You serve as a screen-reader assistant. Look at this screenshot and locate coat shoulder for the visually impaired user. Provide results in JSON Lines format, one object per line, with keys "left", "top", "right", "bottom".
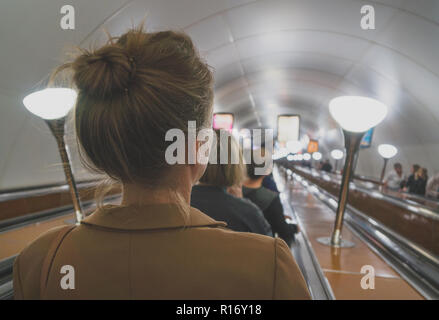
{"left": 193, "top": 227, "right": 310, "bottom": 299}
{"left": 13, "top": 225, "right": 70, "bottom": 299}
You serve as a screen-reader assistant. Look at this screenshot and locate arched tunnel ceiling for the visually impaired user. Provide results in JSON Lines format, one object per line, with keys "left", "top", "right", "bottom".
{"left": 0, "top": 0, "right": 438, "bottom": 189}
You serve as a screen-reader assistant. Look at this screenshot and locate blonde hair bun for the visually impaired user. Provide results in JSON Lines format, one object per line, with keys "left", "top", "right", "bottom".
{"left": 72, "top": 45, "right": 135, "bottom": 98}
{"left": 51, "top": 25, "right": 214, "bottom": 189}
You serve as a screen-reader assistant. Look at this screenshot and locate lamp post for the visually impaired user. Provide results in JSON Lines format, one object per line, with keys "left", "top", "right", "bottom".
{"left": 331, "top": 149, "right": 344, "bottom": 173}
{"left": 378, "top": 144, "right": 398, "bottom": 184}
{"left": 317, "top": 96, "right": 388, "bottom": 248}
{"left": 312, "top": 151, "right": 322, "bottom": 168}
{"left": 23, "top": 88, "right": 84, "bottom": 224}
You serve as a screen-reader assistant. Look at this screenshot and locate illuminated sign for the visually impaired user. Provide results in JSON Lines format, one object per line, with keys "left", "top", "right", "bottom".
{"left": 360, "top": 128, "right": 374, "bottom": 149}
{"left": 213, "top": 113, "right": 234, "bottom": 131}
{"left": 307, "top": 140, "right": 319, "bottom": 153}
{"left": 277, "top": 115, "right": 300, "bottom": 143}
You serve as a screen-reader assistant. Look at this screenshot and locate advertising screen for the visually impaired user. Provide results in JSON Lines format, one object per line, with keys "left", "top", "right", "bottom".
{"left": 307, "top": 139, "right": 319, "bottom": 153}
{"left": 360, "top": 128, "right": 374, "bottom": 149}
{"left": 277, "top": 115, "right": 300, "bottom": 143}
{"left": 213, "top": 113, "right": 234, "bottom": 131}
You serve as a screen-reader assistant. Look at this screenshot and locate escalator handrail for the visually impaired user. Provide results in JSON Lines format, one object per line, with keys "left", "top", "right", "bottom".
{"left": 0, "top": 180, "right": 100, "bottom": 203}
{"left": 0, "top": 194, "right": 121, "bottom": 300}
{"left": 290, "top": 169, "right": 439, "bottom": 299}
{"left": 295, "top": 166, "right": 439, "bottom": 220}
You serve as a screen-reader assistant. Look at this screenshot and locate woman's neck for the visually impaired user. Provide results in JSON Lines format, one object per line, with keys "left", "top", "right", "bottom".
{"left": 122, "top": 181, "right": 191, "bottom": 207}
{"left": 121, "top": 166, "right": 198, "bottom": 206}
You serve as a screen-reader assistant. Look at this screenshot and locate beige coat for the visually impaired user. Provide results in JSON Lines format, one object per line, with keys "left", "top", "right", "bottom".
{"left": 13, "top": 203, "right": 310, "bottom": 299}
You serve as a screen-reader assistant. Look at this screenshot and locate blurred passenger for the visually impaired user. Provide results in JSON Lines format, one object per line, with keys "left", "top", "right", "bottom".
{"left": 321, "top": 159, "right": 333, "bottom": 173}
{"left": 252, "top": 143, "right": 279, "bottom": 192}
{"left": 426, "top": 173, "right": 439, "bottom": 199}
{"left": 316, "top": 161, "right": 323, "bottom": 170}
{"left": 418, "top": 168, "right": 428, "bottom": 195}
{"left": 243, "top": 157, "right": 299, "bottom": 247}
{"left": 262, "top": 173, "right": 279, "bottom": 192}
{"left": 383, "top": 162, "right": 405, "bottom": 191}
{"left": 402, "top": 164, "right": 420, "bottom": 192}
{"left": 408, "top": 167, "right": 428, "bottom": 196}
{"left": 13, "top": 26, "right": 309, "bottom": 299}
{"left": 423, "top": 168, "right": 429, "bottom": 182}
{"left": 226, "top": 183, "right": 244, "bottom": 198}
{"left": 191, "top": 130, "right": 272, "bottom": 236}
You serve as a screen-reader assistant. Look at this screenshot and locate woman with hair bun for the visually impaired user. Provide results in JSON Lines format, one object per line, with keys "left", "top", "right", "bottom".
{"left": 13, "top": 26, "right": 310, "bottom": 300}
{"left": 191, "top": 129, "right": 273, "bottom": 236}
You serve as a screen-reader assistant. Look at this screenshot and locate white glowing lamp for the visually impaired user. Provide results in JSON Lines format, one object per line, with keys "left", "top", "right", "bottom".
{"left": 329, "top": 96, "right": 388, "bottom": 133}
{"left": 312, "top": 152, "right": 322, "bottom": 161}
{"left": 23, "top": 88, "right": 77, "bottom": 120}
{"left": 303, "top": 153, "right": 311, "bottom": 161}
{"left": 273, "top": 147, "right": 289, "bottom": 160}
{"left": 287, "top": 154, "right": 294, "bottom": 161}
{"left": 331, "top": 149, "right": 344, "bottom": 160}
{"left": 23, "top": 87, "right": 83, "bottom": 224}
{"left": 378, "top": 144, "right": 398, "bottom": 159}
{"left": 297, "top": 154, "right": 304, "bottom": 161}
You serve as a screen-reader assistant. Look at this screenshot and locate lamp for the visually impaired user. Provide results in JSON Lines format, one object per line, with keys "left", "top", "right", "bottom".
{"left": 328, "top": 96, "right": 388, "bottom": 133}
{"left": 23, "top": 88, "right": 84, "bottom": 224}
{"left": 303, "top": 153, "right": 311, "bottom": 161}
{"left": 317, "top": 96, "right": 388, "bottom": 248}
{"left": 378, "top": 144, "right": 398, "bottom": 184}
{"left": 331, "top": 149, "right": 344, "bottom": 173}
{"left": 312, "top": 152, "right": 322, "bottom": 161}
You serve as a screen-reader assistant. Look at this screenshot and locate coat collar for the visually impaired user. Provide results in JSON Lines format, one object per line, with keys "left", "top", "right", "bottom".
{"left": 81, "top": 203, "right": 227, "bottom": 231}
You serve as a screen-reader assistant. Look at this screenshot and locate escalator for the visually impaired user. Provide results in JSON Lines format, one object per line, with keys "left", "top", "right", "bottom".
{"left": 279, "top": 164, "right": 439, "bottom": 299}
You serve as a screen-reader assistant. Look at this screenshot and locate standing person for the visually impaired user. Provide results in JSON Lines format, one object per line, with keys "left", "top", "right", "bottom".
{"left": 403, "top": 164, "right": 420, "bottom": 193}
{"left": 191, "top": 130, "right": 273, "bottom": 237}
{"left": 258, "top": 144, "right": 279, "bottom": 192}
{"left": 13, "top": 26, "right": 310, "bottom": 300}
{"left": 426, "top": 173, "right": 439, "bottom": 199}
{"left": 407, "top": 167, "right": 428, "bottom": 196}
{"left": 321, "top": 159, "right": 333, "bottom": 173}
{"left": 242, "top": 154, "right": 299, "bottom": 247}
{"left": 383, "top": 162, "right": 405, "bottom": 191}
{"left": 414, "top": 168, "right": 428, "bottom": 196}
{"left": 262, "top": 173, "right": 279, "bottom": 192}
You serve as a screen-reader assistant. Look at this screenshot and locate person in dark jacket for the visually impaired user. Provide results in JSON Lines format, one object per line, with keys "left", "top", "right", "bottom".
{"left": 242, "top": 154, "right": 299, "bottom": 247}
{"left": 262, "top": 173, "right": 279, "bottom": 192}
{"left": 403, "top": 164, "right": 420, "bottom": 193}
{"left": 410, "top": 167, "right": 428, "bottom": 196}
{"left": 321, "top": 159, "right": 333, "bottom": 173}
{"left": 191, "top": 130, "right": 272, "bottom": 236}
